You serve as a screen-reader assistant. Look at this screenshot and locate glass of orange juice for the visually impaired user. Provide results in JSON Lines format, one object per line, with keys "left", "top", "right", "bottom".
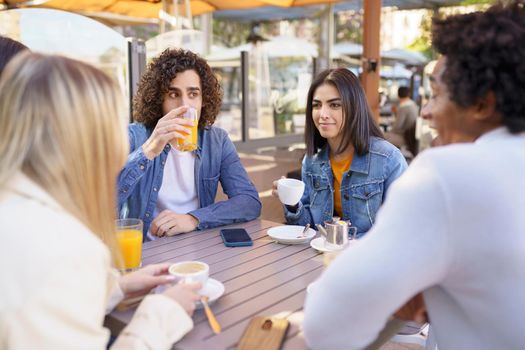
{"left": 116, "top": 218, "right": 143, "bottom": 272}
{"left": 175, "top": 107, "right": 198, "bottom": 152}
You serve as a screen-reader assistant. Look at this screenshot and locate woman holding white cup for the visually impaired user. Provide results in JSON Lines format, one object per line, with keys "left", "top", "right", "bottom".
{"left": 0, "top": 53, "right": 201, "bottom": 349}
{"left": 273, "top": 68, "right": 407, "bottom": 237}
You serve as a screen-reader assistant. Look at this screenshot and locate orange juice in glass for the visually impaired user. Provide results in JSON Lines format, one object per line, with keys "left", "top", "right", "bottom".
{"left": 176, "top": 107, "right": 198, "bottom": 152}
{"left": 116, "top": 218, "right": 143, "bottom": 272}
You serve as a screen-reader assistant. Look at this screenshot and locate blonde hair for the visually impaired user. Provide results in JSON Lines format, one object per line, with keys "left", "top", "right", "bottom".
{"left": 0, "top": 53, "right": 128, "bottom": 262}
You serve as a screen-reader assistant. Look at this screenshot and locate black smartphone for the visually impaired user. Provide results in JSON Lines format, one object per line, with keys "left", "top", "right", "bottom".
{"left": 220, "top": 228, "right": 253, "bottom": 247}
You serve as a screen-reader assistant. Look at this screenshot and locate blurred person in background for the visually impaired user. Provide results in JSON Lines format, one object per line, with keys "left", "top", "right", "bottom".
{"left": 118, "top": 49, "right": 260, "bottom": 240}
{"left": 0, "top": 53, "right": 200, "bottom": 349}
{"left": 304, "top": 2, "right": 525, "bottom": 349}
{"left": 386, "top": 86, "right": 418, "bottom": 152}
{"left": 272, "top": 68, "right": 407, "bottom": 236}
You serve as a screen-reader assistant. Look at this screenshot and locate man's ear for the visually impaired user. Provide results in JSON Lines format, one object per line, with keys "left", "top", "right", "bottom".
{"left": 473, "top": 91, "right": 498, "bottom": 123}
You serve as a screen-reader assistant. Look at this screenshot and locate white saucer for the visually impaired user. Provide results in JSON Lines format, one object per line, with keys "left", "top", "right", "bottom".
{"left": 309, "top": 237, "right": 349, "bottom": 253}
{"left": 196, "top": 278, "right": 225, "bottom": 309}
{"left": 306, "top": 280, "right": 319, "bottom": 294}
{"left": 155, "top": 278, "right": 225, "bottom": 309}
{"left": 267, "top": 225, "right": 316, "bottom": 244}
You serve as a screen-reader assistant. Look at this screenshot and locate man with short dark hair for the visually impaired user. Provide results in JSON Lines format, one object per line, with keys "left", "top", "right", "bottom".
{"left": 385, "top": 86, "right": 418, "bottom": 150}
{"left": 304, "top": 2, "right": 525, "bottom": 349}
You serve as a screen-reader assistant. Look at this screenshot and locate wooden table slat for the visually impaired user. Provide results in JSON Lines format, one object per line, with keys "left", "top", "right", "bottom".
{"left": 142, "top": 223, "right": 284, "bottom": 265}
{"left": 106, "top": 220, "right": 336, "bottom": 350}
{"left": 211, "top": 247, "right": 321, "bottom": 291}
{"left": 177, "top": 268, "right": 321, "bottom": 349}
{"left": 179, "top": 290, "right": 311, "bottom": 350}
{"left": 143, "top": 220, "right": 275, "bottom": 250}
{"left": 193, "top": 258, "right": 323, "bottom": 324}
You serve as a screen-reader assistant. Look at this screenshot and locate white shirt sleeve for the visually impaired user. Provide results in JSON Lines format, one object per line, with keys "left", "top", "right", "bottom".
{"left": 303, "top": 154, "right": 453, "bottom": 350}
{"left": 4, "top": 242, "right": 111, "bottom": 350}
{"left": 106, "top": 269, "right": 125, "bottom": 314}
{"left": 104, "top": 270, "right": 194, "bottom": 349}
{"left": 112, "top": 294, "right": 193, "bottom": 350}
{"left": 3, "top": 233, "right": 193, "bottom": 350}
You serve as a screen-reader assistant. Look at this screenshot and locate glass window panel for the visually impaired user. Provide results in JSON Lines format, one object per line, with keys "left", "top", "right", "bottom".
{"left": 0, "top": 8, "right": 129, "bottom": 115}
{"left": 269, "top": 56, "right": 313, "bottom": 137}
{"left": 146, "top": 29, "right": 206, "bottom": 58}
{"left": 247, "top": 41, "right": 314, "bottom": 139}
{"left": 212, "top": 64, "right": 242, "bottom": 142}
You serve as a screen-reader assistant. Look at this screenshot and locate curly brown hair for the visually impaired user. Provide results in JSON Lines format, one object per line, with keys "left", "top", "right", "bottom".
{"left": 432, "top": 0, "right": 525, "bottom": 133}
{"left": 133, "top": 49, "right": 222, "bottom": 130}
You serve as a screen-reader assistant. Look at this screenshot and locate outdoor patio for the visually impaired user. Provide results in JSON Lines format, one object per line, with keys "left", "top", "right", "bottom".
{"left": 0, "top": 1, "right": 502, "bottom": 349}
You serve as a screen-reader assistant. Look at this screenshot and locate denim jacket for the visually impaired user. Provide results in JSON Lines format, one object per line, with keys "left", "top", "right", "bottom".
{"left": 117, "top": 123, "right": 261, "bottom": 238}
{"left": 284, "top": 137, "right": 407, "bottom": 237}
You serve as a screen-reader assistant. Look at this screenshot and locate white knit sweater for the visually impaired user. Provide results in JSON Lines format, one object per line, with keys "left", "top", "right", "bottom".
{"left": 304, "top": 127, "right": 525, "bottom": 350}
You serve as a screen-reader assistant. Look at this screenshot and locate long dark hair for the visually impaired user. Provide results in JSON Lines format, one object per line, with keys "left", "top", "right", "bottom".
{"left": 0, "top": 36, "right": 28, "bottom": 75}
{"left": 304, "top": 68, "right": 383, "bottom": 156}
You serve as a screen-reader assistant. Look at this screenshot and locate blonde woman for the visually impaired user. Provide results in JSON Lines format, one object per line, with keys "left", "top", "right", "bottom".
{"left": 0, "top": 53, "right": 200, "bottom": 349}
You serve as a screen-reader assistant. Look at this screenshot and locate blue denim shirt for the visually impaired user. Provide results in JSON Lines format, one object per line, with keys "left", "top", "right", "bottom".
{"left": 284, "top": 137, "right": 407, "bottom": 237}
{"left": 117, "top": 123, "right": 261, "bottom": 238}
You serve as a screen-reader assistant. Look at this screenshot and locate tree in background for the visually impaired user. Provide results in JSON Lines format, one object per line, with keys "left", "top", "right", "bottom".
{"left": 212, "top": 17, "right": 322, "bottom": 48}
{"left": 407, "top": 1, "right": 495, "bottom": 59}
{"left": 461, "top": 0, "right": 495, "bottom": 4}
{"left": 407, "top": 10, "right": 433, "bottom": 59}
{"left": 336, "top": 10, "right": 363, "bottom": 44}
{"left": 212, "top": 20, "right": 251, "bottom": 47}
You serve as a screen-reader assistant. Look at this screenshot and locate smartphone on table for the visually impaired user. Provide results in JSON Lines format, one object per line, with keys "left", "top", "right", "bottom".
{"left": 220, "top": 228, "right": 253, "bottom": 247}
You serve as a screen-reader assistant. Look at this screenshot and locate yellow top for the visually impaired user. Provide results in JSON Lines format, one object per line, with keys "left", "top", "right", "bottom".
{"left": 330, "top": 153, "right": 353, "bottom": 217}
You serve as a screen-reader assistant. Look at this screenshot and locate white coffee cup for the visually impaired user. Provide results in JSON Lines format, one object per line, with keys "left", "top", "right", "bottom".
{"left": 277, "top": 178, "right": 305, "bottom": 206}
{"left": 169, "top": 261, "right": 209, "bottom": 290}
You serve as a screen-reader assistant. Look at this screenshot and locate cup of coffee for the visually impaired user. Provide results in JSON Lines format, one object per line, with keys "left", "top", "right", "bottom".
{"left": 169, "top": 261, "right": 209, "bottom": 291}
{"left": 277, "top": 178, "right": 305, "bottom": 206}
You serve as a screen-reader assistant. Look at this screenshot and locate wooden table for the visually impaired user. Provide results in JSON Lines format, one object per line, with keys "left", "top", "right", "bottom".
{"left": 106, "top": 219, "right": 324, "bottom": 350}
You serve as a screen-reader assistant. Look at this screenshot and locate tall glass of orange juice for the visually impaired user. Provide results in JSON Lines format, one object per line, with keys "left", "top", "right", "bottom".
{"left": 115, "top": 218, "right": 143, "bottom": 272}
{"left": 175, "top": 107, "right": 198, "bottom": 152}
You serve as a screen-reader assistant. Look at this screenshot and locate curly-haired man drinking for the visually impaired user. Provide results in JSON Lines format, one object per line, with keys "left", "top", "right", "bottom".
{"left": 118, "top": 49, "right": 261, "bottom": 240}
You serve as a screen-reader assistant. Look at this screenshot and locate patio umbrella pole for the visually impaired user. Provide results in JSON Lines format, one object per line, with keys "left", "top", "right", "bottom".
{"left": 362, "top": 0, "right": 382, "bottom": 122}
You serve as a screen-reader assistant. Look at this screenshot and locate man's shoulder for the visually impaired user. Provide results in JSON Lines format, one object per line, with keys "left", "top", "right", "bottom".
{"left": 399, "top": 100, "right": 418, "bottom": 112}
{"left": 128, "top": 123, "right": 150, "bottom": 141}
{"left": 202, "top": 126, "right": 228, "bottom": 137}
{"left": 128, "top": 122, "right": 148, "bottom": 132}
{"left": 411, "top": 144, "right": 480, "bottom": 176}
{"left": 200, "top": 126, "right": 232, "bottom": 152}
{"left": 201, "top": 126, "right": 232, "bottom": 143}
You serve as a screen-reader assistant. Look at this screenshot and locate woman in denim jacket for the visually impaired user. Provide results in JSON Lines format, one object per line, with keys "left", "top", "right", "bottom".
{"left": 274, "top": 68, "right": 407, "bottom": 236}
{"left": 118, "top": 49, "right": 261, "bottom": 240}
